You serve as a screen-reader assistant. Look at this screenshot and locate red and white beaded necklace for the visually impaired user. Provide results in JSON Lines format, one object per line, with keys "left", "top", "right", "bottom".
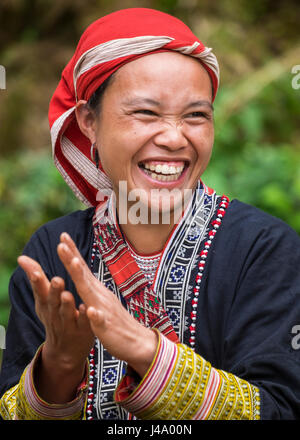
{"left": 189, "top": 194, "right": 230, "bottom": 348}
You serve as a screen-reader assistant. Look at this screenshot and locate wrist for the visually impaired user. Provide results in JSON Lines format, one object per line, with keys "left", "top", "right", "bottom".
{"left": 128, "top": 328, "right": 159, "bottom": 378}
{"left": 34, "top": 343, "right": 88, "bottom": 404}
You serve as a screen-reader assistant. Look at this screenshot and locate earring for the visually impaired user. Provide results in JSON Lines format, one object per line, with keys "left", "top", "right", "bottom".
{"left": 90, "top": 142, "right": 99, "bottom": 169}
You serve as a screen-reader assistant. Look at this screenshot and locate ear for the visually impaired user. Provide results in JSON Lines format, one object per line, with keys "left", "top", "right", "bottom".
{"left": 75, "top": 100, "right": 97, "bottom": 143}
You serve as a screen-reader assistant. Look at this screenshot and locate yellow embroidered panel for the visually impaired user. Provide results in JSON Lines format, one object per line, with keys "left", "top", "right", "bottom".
{"left": 134, "top": 343, "right": 260, "bottom": 420}
{"left": 0, "top": 366, "right": 85, "bottom": 420}
{"left": 0, "top": 384, "right": 19, "bottom": 420}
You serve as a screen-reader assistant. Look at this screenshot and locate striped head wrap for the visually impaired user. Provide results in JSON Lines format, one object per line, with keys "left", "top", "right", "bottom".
{"left": 48, "top": 8, "right": 220, "bottom": 207}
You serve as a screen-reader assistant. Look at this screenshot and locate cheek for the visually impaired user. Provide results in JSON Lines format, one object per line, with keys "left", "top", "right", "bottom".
{"left": 193, "top": 125, "right": 214, "bottom": 159}
{"left": 97, "top": 133, "right": 138, "bottom": 185}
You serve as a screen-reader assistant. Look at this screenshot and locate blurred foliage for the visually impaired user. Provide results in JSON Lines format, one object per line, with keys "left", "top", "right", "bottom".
{"left": 0, "top": 0, "right": 299, "bottom": 355}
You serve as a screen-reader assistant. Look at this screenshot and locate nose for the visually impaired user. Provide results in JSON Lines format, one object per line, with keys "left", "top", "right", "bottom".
{"left": 153, "top": 120, "right": 188, "bottom": 150}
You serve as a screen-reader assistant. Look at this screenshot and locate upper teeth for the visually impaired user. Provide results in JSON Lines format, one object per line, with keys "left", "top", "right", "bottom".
{"left": 143, "top": 163, "right": 184, "bottom": 175}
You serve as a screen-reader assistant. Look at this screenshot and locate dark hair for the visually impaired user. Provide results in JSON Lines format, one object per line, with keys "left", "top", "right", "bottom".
{"left": 87, "top": 73, "right": 115, "bottom": 114}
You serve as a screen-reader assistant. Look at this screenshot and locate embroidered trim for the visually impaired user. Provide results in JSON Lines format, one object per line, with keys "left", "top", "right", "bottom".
{"left": 83, "top": 187, "right": 247, "bottom": 420}
{"left": 189, "top": 194, "right": 230, "bottom": 348}
{"left": 127, "top": 242, "right": 162, "bottom": 285}
{"left": 85, "top": 183, "right": 218, "bottom": 420}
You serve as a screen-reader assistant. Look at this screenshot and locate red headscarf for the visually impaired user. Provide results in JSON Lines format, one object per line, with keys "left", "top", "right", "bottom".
{"left": 49, "top": 8, "right": 219, "bottom": 206}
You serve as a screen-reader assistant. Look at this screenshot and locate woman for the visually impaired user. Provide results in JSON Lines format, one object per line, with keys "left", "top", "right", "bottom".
{"left": 0, "top": 8, "right": 300, "bottom": 420}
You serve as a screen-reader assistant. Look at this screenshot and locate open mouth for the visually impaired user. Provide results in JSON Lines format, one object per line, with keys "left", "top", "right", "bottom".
{"left": 138, "top": 160, "right": 188, "bottom": 182}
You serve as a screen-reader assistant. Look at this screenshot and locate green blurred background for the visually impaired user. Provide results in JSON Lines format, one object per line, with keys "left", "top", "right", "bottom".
{"left": 0, "top": 0, "right": 300, "bottom": 363}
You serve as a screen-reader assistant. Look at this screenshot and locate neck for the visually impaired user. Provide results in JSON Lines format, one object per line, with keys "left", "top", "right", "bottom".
{"left": 119, "top": 220, "right": 175, "bottom": 255}
{"left": 113, "top": 184, "right": 197, "bottom": 254}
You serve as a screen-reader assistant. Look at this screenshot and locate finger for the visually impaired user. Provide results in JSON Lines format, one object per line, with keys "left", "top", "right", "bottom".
{"left": 58, "top": 245, "right": 101, "bottom": 307}
{"left": 60, "top": 233, "right": 84, "bottom": 262}
{"left": 48, "top": 277, "right": 65, "bottom": 308}
{"left": 59, "top": 291, "right": 77, "bottom": 324}
{"left": 18, "top": 255, "right": 50, "bottom": 302}
{"left": 57, "top": 242, "right": 92, "bottom": 284}
{"left": 86, "top": 306, "right": 106, "bottom": 329}
{"left": 59, "top": 234, "right": 100, "bottom": 295}
{"left": 77, "top": 303, "right": 92, "bottom": 330}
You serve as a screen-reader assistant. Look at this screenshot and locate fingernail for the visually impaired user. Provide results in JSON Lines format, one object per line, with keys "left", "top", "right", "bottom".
{"left": 60, "top": 243, "right": 68, "bottom": 253}
{"left": 79, "top": 303, "right": 86, "bottom": 313}
{"left": 61, "top": 292, "right": 69, "bottom": 303}
{"left": 52, "top": 278, "right": 60, "bottom": 288}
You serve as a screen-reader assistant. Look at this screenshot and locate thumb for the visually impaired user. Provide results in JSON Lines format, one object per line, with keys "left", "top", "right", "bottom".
{"left": 87, "top": 306, "right": 106, "bottom": 329}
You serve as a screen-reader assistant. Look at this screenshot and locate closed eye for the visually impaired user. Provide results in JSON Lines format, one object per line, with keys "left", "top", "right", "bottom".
{"left": 186, "top": 111, "right": 209, "bottom": 118}
{"left": 184, "top": 111, "right": 213, "bottom": 124}
{"left": 134, "top": 109, "right": 158, "bottom": 116}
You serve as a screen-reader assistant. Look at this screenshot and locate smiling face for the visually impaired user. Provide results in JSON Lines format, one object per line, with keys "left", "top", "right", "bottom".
{"left": 84, "top": 51, "right": 214, "bottom": 218}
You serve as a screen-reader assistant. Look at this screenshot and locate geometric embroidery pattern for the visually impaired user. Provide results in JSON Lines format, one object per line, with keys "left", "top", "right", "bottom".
{"left": 86, "top": 181, "right": 220, "bottom": 420}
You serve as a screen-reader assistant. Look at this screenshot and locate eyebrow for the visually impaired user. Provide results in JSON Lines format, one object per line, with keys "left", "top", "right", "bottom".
{"left": 188, "top": 100, "right": 214, "bottom": 111}
{"left": 123, "top": 97, "right": 160, "bottom": 107}
{"left": 123, "top": 97, "right": 214, "bottom": 111}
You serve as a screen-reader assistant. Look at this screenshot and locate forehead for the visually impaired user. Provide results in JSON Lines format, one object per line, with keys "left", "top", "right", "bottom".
{"left": 106, "top": 51, "right": 213, "bottom": 102}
